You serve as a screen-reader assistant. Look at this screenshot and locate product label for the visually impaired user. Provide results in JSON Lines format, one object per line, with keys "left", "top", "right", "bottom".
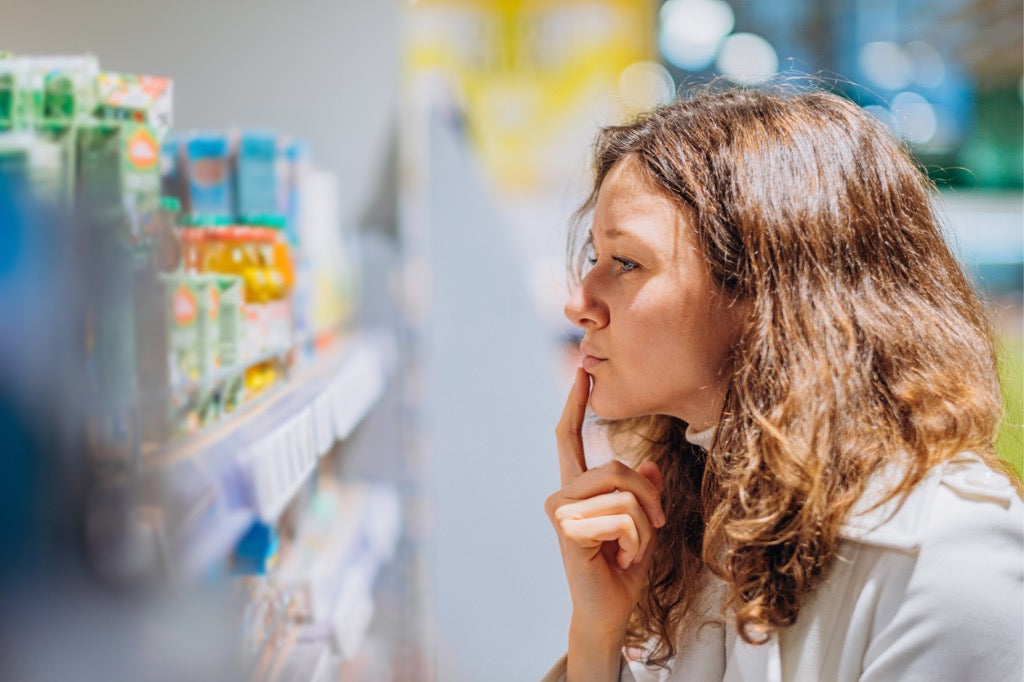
{"left": 126, "top": 125, "right": 159, "bottom": 171}
{"left": 242, "top": 303, "right": 270, "bottom": 361}
{"left": 166, "top": 275, "right": 219, "bottom": 384}
{"left": 216, "top": 277, "right": 244, "bottom": 369}
{"left": 173, "top": 282, "right": 197, "bottom": 326}
{"left": 167, "top": 277, "right": 203, "bottom": 386}
{"left": 209, "top": 285, "right": 220, "bottom": 321}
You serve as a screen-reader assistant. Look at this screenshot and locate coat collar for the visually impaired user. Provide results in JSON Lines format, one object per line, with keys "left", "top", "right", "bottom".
{"left": 836, "top": 451, "right": 1011, "bottom": 551}
{"left": 836, "top": 455, "right": 942, "bottom": 551}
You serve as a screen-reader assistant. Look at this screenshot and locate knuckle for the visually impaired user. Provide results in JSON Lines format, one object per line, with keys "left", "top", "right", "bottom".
{"left": 561, "top": 520, "right": 582, "bottom": 540}
{"left": 615, "top": 489, "right": 637, "bottom": 508}
{"left": 606, "top": 459, "right": 629, "bottom": 474}
{"left": 543, "top": 493, "right": 561, "bottom": 518}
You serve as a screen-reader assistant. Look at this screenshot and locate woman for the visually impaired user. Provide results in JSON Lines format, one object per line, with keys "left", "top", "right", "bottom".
{"left": 543, "top": 86, "right": 1023, "bottom": 682}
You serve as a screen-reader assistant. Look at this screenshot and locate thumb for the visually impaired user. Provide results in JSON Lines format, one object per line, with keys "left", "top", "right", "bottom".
{"left": 637, "top": 460, "right": 663, "bottom": 493}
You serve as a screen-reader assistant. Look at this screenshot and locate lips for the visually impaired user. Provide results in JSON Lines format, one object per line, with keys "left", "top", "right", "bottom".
{"left": 579, "top": 342, "right": 607, "bottom": 372}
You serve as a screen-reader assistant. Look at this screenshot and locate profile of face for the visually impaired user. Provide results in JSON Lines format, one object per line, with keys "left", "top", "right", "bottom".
{"left": 564, "top": 157, "right": 746, "bottom": 430}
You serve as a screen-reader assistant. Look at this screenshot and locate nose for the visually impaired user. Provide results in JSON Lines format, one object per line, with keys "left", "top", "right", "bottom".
{"left": 564, "top": 273, "right": 607, "bottom": 330}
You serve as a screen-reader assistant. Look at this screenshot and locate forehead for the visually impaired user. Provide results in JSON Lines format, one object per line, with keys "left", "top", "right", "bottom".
{"left": 592, "top": 157, "right": 693, "bottom": 248}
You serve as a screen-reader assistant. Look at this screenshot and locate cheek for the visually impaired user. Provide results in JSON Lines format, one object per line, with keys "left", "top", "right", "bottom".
{"left": 639, "top": 297, "right": 735, "bottom": 382}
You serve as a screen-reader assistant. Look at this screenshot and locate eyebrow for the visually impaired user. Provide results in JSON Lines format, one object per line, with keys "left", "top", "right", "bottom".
{"left": 589, "top": 227, "right": 630, "bottom": 240}
{"left": 588, "top": 226, "right": 660, "bottom": 257}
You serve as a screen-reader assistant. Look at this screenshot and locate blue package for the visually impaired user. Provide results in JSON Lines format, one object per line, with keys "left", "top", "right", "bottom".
{"left": 235, "top": 128, "right": 279, "bottom": 224}
{"left": 160, "top": 134, "right": 182, "bottom": 203}
{"left": 282, "top": 138, "right": 309, "bottom": 245}
{"left": 185, "top": 132, "right": 232, "bottom": 221}
{"left": 232, "top": 520, "right": 279, "bottom": 575}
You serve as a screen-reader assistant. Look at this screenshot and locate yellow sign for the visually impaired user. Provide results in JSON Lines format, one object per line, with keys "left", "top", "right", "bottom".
{"left": 404, "top": 0, "right": 657, "bottom": 195}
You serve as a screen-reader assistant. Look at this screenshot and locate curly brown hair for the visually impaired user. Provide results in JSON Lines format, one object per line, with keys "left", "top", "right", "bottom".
{"left": 570, "top": 83, "right": 1018, "bottom": 667}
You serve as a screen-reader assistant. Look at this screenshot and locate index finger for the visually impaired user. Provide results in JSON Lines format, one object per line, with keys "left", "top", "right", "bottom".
{"left": 556, "top": 367, "right": 590, "bottom": 485}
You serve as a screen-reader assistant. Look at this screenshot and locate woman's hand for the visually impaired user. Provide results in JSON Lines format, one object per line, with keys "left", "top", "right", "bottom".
{"left": 545, "top": 367, "right": 665, "bottom": 681}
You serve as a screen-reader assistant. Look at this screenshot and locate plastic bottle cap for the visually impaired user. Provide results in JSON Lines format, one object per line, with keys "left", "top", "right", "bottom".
{"left": 185, "top": 215, "right": 232, "bottom": 227}
{"left": 239, "top": 213, "right": 287, "bottom": 229}
{"left": 159, "top": 196, "right": 181, "bottom": 213}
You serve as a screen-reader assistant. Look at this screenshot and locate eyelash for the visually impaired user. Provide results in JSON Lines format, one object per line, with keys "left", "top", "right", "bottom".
{"left": 586, "top": 253, "right": 638, "bottom": 273}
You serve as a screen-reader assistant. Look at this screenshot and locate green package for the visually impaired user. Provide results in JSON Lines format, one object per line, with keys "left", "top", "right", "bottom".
{"left": 214, "top": 275, "right": 244, "bottom": 369}
{"left": 164, "top": 274, "right": 219, "bottom": 386}
{"left": 33, "top": 121, "right": 76, "bottom": 209}
{"left": 77, "top": 121, "right": 161, "bottom": 237}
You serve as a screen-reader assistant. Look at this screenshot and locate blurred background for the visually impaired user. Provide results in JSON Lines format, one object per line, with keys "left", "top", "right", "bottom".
{"left": 1, "top": 1, "right": 1020, "bottom": 681}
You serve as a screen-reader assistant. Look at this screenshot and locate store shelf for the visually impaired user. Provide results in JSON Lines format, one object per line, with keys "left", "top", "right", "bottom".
{"left": 267, "top": 483, "right": 402, "bottom": 680}
{"left": 271, "top": 641, "right": 331, "bottom": 682}
{"left": 145, "top": 329, "right": 396, "bottom": 580}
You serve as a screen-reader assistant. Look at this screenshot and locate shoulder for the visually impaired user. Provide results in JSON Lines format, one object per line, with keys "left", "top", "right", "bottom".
{"left": 836, "top": 453, "right": 1023, "bottom": 634}
{"left": 842, "top": 454, "right": 1023, "bottom": 680}
{"left": 840, "top": 452, "right": 1023, "bottom": 555}
{"left": 924, "top": 454, "right": 1023, "bottom": 547}
{"left": 902, "top": 454, "right": 1023, "bottom": 615}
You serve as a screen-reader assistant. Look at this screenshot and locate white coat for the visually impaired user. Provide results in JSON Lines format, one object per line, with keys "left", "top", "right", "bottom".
{"left": 543, "top": 452, "right": 1024, "bottom": 681}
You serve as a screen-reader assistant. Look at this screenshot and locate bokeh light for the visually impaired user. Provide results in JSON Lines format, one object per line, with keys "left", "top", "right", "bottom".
{"left": 658, "top": 0, "right": 734, "bottom": 71}
{"left": 716, "top": 32, "right": 779, "bottom": 85}
{"left": 859, "top": 41, "right": 914, "bottom": 91}
{"left": 891, "top": 91, "right": 938, "bottom": 144}
{"left": 906, "top": 41, "right": 945, "bottom": 89}
{"left": 619, "top": 61, "right": 676, "bottom": 110}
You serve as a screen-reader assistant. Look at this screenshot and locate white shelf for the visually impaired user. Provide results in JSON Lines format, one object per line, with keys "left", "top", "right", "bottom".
{"left": 271, "top": 640, "right": 331, "bottom": 682}
{"left": 273, "top": 483, "right": 402, "bottom": 677}
{"left": 146, "top": 329, "right": 395, "bottom": 580}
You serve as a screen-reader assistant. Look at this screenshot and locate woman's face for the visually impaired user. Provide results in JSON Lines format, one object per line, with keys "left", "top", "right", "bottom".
{"left": 564, "top": 157, "right": 745, "bottom": 430}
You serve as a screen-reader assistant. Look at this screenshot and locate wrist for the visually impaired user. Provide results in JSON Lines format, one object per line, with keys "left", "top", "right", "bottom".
{"left": 569, "top": 612, "right": 627, "bottom": 646}
{"left": 567, "top": 617, "right": 626, "bottom": 682}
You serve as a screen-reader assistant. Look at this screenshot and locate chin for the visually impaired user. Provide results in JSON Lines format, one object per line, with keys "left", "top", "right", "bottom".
{"left": 588, "top": 386, "right": 644, "bottom": 421}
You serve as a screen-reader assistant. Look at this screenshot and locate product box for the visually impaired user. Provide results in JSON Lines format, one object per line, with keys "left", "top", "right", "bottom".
{"left": 220, "top": 373, "right": 245, "bottom": 417}
{"left": 0, "top": 54, "right": 100, "bottom": 129}
{"left": 168, "top": 385, "right": 220, "bottom": 437}
{"left": 135, "top": 264, "right": 170, "bottom": 444}
{"left": 33, "top": 121, "right": 76, "bottom": 208}
{"left": 0, "top": 126, "right": 76, "bottom": 209}
{"left": 165, "top": 274, "right": 226, "bottom": 435}
{"left": 184, "top": 132, "right": 233, "bottom": 222}
{"left": 165, "top": 274, "right": 220, "bottom": 386}
{"left": 160, "top": 134, "right": 184, "bottom": 208}
{"left": 96, "top": 71, "right": 173, "bottom": 137}
{"left": 42, "top": 58, "right": 100, "bottom": 123}
{"left": 266, "top": 299, "right": 292, "bottom": 354}
{"left": 281, "top": 138, "right": 309, "bottom": 246}
{"left": 76, "top": 122, "right": 121, "bottom": 215}
{"left": 0, "top": 134, "right": 30, "bottom": 189}
{"left": 77, "top": 120, "right": 161, "bottom": 235}
{"left": 215, "top": 275, "right": 244, "bottom": 369}
{"left": 242, "top": 303, "right": 270, "bottom": 363}
{"left": 0, "top": 57, "right": 20, "bottom": 131}
{"left": 235, "top": 129, "right": 280, "bottom": 222}
{"left": 0, "top": 54, "right": 99, "bottom": 207}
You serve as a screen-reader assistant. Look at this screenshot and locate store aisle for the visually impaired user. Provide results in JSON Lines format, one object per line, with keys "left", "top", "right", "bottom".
{"left": 422, "top": 116, "right": 572, "bottom": 681}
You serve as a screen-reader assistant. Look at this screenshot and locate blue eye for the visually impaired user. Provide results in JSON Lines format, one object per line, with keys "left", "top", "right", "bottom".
{"left": 615, "top": 258, "right": 638, "bottom": 272}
